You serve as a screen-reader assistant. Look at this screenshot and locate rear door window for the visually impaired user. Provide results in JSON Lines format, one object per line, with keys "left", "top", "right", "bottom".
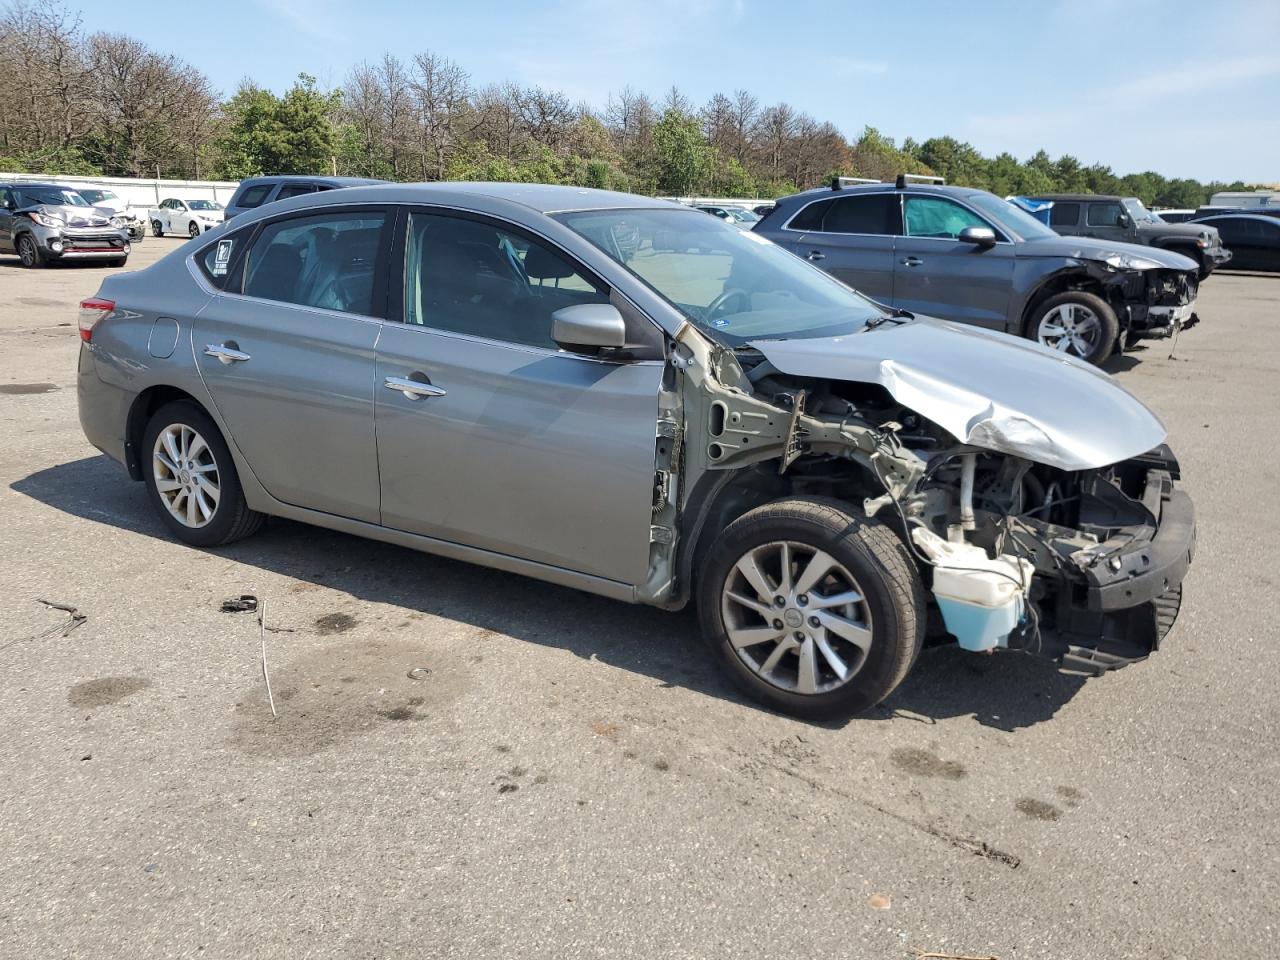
{"left": 277, "top": 183, "right": 319, "bottom": 200}
{"left": 243, "top": 211, "right": 388, "bottom": 315}
{"left": 234, "top": 184, "right": 273, "bottom": 209}
{"left": 823, "top": 194, "right": 899, "bottom": 235}
{"left": 197, "top": 230, "right": 249, "bottom": 289}
{"left": 1049, "top": 202, "right": 1080, "bottom": 226}
{"left": 787, "top": 198, "right": 834, "bottom": 231}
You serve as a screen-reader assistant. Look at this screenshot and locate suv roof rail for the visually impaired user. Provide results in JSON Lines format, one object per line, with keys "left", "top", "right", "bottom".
{"left": 895, "top": 173, "right": 946, "bottom": 188}
{"left": 830, "top": 176, "right": 881, "bottom": 191}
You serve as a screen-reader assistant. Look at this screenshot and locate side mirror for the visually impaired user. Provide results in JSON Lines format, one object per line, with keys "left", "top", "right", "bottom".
{"left": 1117, "top": 213, "right": 1131, "bottom": 227}
{"left": 958, "top": 226, "right": 997, "bottom": 246}
{"left": 552, "top": 303, "right": 627, "bottom": 353}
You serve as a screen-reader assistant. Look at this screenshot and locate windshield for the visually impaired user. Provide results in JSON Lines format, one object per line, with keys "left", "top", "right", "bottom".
{"left": 1123, "top": 197, "right": 1159, "bottom": 223}
{"left": 965, "top": 192, "right": 1057, "bottom": 240}
{"left": 554, "top": 207, "right": 887, "bottom": 345}
{"left": 20, "top": 188, "right": 88, "bottom": 207}
{"left": 188, "top": 200, "right": 223, "bottom": 211}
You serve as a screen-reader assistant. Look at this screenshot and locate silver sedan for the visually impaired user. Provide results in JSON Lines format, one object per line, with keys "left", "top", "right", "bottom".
{"left": 76, "top": 182, "right": 1194, "bottom": 718}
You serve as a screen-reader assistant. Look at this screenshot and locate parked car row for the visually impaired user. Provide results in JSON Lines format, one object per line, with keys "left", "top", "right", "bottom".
{"left": 74, "top": 181, "right": 1196, "bottom": 719}
{"left": 753, "top": 177, "right": 1202, "bottom": 364}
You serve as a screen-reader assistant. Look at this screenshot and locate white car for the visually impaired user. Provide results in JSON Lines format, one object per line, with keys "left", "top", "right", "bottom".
{"left": 149, "top": 198, "right": 225, "bottom": 238}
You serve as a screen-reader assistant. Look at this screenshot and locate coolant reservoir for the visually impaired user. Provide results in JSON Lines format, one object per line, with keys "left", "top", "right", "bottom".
{"left": 911, "top": 528, "right": 1034, "bottom": 652}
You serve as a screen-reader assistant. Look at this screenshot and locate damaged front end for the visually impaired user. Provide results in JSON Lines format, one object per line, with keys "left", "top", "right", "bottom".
{"left": 651, "top": 317, "right": 1194, "bottom": 676}
{"left": 1086, "top": 252, "right": 1201, "bottom": 343}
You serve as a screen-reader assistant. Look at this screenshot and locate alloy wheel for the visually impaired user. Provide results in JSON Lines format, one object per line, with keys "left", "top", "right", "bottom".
{"left": 1037, "top": 303, "right": 1101, "bottom": 358}
{"left": 188, "top": 222, "right": 199, "bottom": 238}
{"left": 18, "top": 236, "right": 36, "bottom": 267}
{"left": 152, "top": 423, "right": 220, "bottom": 528}
{"left": 720, "top": 540, "right": 874, "bottom": 695}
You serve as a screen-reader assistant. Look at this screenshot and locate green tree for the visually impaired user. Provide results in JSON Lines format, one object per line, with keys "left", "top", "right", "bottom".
{"left": 651, "top": 109, "right": 711, "bottom": 195}
{"left": 217, "top": 74, "right": 336, "bottom": 178}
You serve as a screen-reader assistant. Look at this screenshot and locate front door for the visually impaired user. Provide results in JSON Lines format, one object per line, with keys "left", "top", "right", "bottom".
{"left": 0, "top": 188, "right": 15, "bottom": 252}
{"left": 1082, "top": 200, "right": 1129, "bottom": 242}
{"left": 375, "top": 210, "right": 665, "bottom": 585}
{"left": 892, "top": 195, "right": 1014, "bottom": 330}
{"left": 193, "top": 208, "right": 390, "bottom": 522}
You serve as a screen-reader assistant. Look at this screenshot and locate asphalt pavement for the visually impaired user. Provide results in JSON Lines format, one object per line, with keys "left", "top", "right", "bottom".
{"left": 1, "top": 236, "right": 1276, "bottom": 959}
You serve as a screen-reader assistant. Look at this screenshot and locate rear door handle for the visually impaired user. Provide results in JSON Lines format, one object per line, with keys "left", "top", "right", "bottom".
{"left": 900, "top": 256, "right": 923, "bottom": 267}
{"left": 805, "top": 250, "right": 826, "bottom": 262}
{"left": 384, "top": 375, "right": 446, "bottom": 400}
{"left": 204, "top": 343, "right": 251, "bottom": 364}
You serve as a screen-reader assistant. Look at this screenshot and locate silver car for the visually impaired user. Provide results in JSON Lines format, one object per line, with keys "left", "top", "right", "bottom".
{"left": 76, "top": 183, "right": 1195, "bottom": 718}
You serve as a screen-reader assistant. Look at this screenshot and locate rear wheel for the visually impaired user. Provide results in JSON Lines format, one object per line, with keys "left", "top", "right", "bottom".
{"left": 17, "top": 234, "right": 44, "bottom": 268}
{"left": 698, "top": 497, "right": 925, "bottom": 720}
{"left": 142, "top": 401, "right": 265, "bottom": 547}
{"left": 1027, "top": 291, "right": 1118, "bottom": 365}
{"left": 151, "top": 219, "right": 163, "bottom": 237}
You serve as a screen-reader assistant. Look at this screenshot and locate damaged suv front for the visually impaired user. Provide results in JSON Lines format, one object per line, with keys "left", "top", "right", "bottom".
{"left": 560, "top": 207, "right": 1195, "bottom": 718}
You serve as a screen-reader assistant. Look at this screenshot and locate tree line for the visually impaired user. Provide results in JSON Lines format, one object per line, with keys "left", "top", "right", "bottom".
{"left": 0, "top": 0, "right": 1255, "bottom": 208}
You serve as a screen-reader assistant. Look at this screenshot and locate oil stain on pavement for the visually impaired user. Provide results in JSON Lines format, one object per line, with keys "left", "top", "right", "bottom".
{"left": 67, "top": 676, "right": 151, "bottom": 708}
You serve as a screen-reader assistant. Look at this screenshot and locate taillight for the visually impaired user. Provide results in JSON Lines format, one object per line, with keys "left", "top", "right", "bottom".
{"left": 78, "top": 297, "right": 115, "bottom": 343}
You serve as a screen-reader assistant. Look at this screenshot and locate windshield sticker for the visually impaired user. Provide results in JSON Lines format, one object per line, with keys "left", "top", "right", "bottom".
{"left": 212, "top": 239, "right": 233, "bottom": 276}
{"left": 711, "top": 317, "right": 730, "bottom": 327}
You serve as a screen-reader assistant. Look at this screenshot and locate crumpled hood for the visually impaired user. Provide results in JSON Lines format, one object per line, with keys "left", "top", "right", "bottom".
{"left": 1019, "top": 234, "right": 1198, "bottom": 271}
{"left": 28, "top": 203, "right": 114, "bottom": 228}
{"left": 750, "top": 317, "right": 1167, "bottom": 471}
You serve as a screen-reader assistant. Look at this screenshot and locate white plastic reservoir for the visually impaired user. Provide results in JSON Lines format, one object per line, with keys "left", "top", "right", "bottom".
{"left": 911, "top": 528, "right": 1034, "bottom": 652}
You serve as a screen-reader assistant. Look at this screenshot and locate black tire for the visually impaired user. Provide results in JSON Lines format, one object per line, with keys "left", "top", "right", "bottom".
{"left": 698, "top": 497, "right": 926, "bottom": 720}
{"left": 142, "top": 401, "right": 265, "bottom": 548}
{"left": 17, "top": 233, "right": 45, "bottom": 268}
{"left": 151, "top": 219, "right": 163, "bottom": 237}
{"left": 1025, "top": 290, "right": 1118, "bottom": 365}
{"left": 188, "top": 222, "right": 199, "bottom": 238}
{"left": 1197, "top": 254, "right": 1212, "bottom": 281}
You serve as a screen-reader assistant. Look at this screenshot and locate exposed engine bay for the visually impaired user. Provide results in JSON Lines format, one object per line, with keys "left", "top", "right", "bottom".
{"left": 1093, "top": 261, "right": 1200, "bottom": 342}
{"left": 648, "top": 321, "right": 1194, "bottom": 674}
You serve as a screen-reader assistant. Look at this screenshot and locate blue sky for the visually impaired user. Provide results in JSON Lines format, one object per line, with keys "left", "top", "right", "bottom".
{"left": 80, "top": 0, "right": 1278, "bottom": 183}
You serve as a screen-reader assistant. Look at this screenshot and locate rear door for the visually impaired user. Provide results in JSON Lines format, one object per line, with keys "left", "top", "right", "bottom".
{"left": 789, "top": 193, "right": 898, "bottom": 301}
{"left": 892, "top": 194, "right": 1014, "bottom": 330}
{"left": 374, "top": 208, "right": 665, "bottom": 585}
{"left": 193, "top": 207, "right": 391, "bottom": 522}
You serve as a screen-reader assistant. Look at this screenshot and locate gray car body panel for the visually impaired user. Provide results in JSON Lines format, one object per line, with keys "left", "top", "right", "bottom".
{"left": 749, "top": 318, "right": 1167, "bottom": 471}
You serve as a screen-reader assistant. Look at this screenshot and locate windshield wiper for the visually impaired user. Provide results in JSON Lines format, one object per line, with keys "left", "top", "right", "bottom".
{"left": 864, "top": 308, "right": 914, "bottom": 329}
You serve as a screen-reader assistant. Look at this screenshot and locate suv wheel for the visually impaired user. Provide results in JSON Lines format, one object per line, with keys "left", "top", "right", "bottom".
{"left": 17, "top": 234, "right": 45, "bottom": 268}
{"left": 698, "top": 498, "right": 925, "bottom": 720}
{"left": 1027, "top": 291, "right": 1118, "bottom": 365}
{"left": 142, "top": 401, "right": 265, "bottom": 547}
{"left": 151, "top": 219, "right": 163, "bottom": 237}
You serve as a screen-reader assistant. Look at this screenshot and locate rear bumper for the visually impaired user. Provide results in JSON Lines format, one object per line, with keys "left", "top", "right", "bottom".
{"left": 76, "top": 344, "right": 132, "bottom": 467}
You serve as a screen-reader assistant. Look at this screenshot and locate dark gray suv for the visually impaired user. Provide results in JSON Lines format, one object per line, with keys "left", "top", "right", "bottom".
{"left": 755, "top": 179, "right": 1200, "bottom": 364}
{"left": 223, "top": 175, "right": 386, "bottom": 222}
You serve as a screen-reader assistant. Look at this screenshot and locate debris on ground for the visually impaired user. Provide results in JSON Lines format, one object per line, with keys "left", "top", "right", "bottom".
{"left": 912, "top": 952, "right": 998, "bottom": 960}
{"left": 0, "top": 599, "right": 87, "bottom": 655}
{"left": 407, "top": 666, "right": 432, "bottom": 681}
{"left": 868, "top": 893, "right": 891, "bottom": 910}
{"left": 220, "top": 594, "right": 259, "bottom": 613}
{"left": 258, "top": 599, "right": 277, "bottom": 720}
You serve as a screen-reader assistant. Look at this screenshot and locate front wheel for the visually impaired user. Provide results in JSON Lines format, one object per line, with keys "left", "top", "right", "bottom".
{"left": 188, "top": 222, "right": 200, "bottom": 238}
{"left": 1027, "top": 291, "right": 1118, "bottom": 365}
{"left": 151, "top": 219, "right": 163, "bottom": 237}
{"left": 17, "top": 234, "right": 45, "bottom": 268}
{"left": 142, "top": 401, "right": 265, "bottom": 547}
{"left": 698, "top": 498, "right": 925, "bottom": 720}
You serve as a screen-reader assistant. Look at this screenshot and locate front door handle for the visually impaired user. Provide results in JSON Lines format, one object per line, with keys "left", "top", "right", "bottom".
{"left": 900, "top": 256, "right": 923, "bottom": 267}
{"left": 204, "top": 343, "right": 251, "bottom": 364}
{"left": 384, "top": 375, "right": 446, "bottom": 400}
{"left": 805, "top": 250, "right": 826, "bottom": 262}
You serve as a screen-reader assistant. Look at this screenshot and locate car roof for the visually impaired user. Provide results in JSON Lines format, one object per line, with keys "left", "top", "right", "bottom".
{"left": 7, "top": 182, "right": 70, "bottom": 191}
{"left": 253, "top": 181, "right": 683, "bottom": 216}
{"left": 1194, "top": 213, "right": 1278, "bottom": 222}
{"left": 238, "top": 175, "right": 386, "bottom": 187}
{"left": 775, "top": 181, "right": 992, "bottom": 208}
{"left": 1027, "top": 193, "right": 1124, "bottom": 203}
